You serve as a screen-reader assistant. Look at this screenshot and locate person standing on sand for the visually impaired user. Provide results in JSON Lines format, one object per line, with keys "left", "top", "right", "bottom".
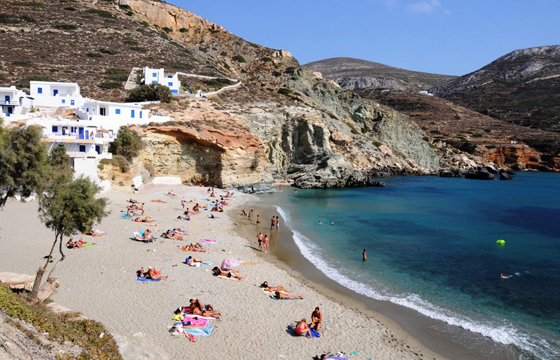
{"left": 256, "top": 214, "right": 260, "bottom": 226}
{"left": 275, "top": 216, "right": 280, "bottom": 231}
{"left": 363, "top": 249, "right": 368, "bottom": 261}
{"left": 257, "top": 232, "right": 263, "bottom": 251}
{"left": 181, "top": 197, "right": 186, "bottom": 210}
{"left": 270, "top": 216, "right": 276, "bottom": 230}
{"left": 263, "top": 234, "right": 270, "bottom": 253}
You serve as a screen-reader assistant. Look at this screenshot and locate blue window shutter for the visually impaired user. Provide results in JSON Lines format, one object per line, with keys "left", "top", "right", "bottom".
{"left": 38, "top": 87, "right": 43, "bottom": 94}
{"left": 52, "top": 126, "right": 58, "bottom": 132}
{"left": 153, "top": 73, "right": 157, "bottom": 77}
{"left": 62, "top": 99, "right": 65, "bottom": 104}
{"left": 116, "top": 109, "right": 121, "bottom": 115}
{"left": 71, "top": 100, "right": 75, "bottom": 106}
{"left": 172, "top": 90, "right": 178, "bottom": 94}
{"left": 140, "top": 111, "right": 142, "bottom": 119}
{"left": 131, "top": 109, "right": 135, "bottom": 118}
{"left": 168, "top": 82, "right": 173, "bottom": 86}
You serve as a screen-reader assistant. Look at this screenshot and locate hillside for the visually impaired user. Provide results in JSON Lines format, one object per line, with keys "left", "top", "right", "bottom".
{"left": 2, "top": 0, "right": 470, "bottom": 189}
{"left": 303, "top": 57, "right": 456, "bottom": 92}
{"left": 431, "top": 46, "right": 560, "bottom": 132}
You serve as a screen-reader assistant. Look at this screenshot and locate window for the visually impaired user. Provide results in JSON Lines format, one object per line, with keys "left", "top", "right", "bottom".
{"left": 71, "top": 127, "right": 76, "bottom": 133}
{"left": 62, "top": 99, "right": 66, "bottom": 104}
{"left": 139, "top": 111, "right": 142, "bottom": 119}
{"left": 168, "top": 75, "right": 172, "bottom": 78}
{"left": 100, "top": 108, "right": 107, "bottom": 116}
{"left": 79, "top": 145, "right": 86, "bottom": 153}
{"left": 172, "top": 90, "right": 178, "bottom": 94}
{"left": 115, "top": 109, "right": 121, "bottom": 115}
{"left": 131, "top": 109, "right": 135, "bottom": 118}
{"left": 168, "top": 82, "right": 173, "bottom": 87}
{"left": 52, "top": 126, "right": 58, "bottom": 133}
{"left": 152, "top": 80, "right": 158, "bottom": 84}
{"left": 71, "top": 100, "right": 75, "bottom": 106}
{"left": 95, "top": 145, "right": 102, "bottom": 155}
{"left": 152, "top": 72, "right": 157, "bottom": 77}
{"left": 38, "top": 87, "right": 43, "bottom": 94}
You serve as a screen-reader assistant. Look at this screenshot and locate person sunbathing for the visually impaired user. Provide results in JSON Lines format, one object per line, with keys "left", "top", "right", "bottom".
{"left": 188, "top": 299, "right": 221, "bottom": 318}
{"left": 260, "top": 281, "right": 291, "bottom": 293}
{"left": 151, "top": 199, "right": 166, "bottom": 203}
{"left": 129, "top": 198, "right": 138, "bottom": 204}
{"left": 177, "top": 214, "right": 190, "bottom": 221}
{"left": 164, "top": 230, "right": 183, "bottom": 240}
{"left": 166, "top": 190, "right": 176, "bottom": 196}
{"left": 136, "top": 267, "right": 148, "bottom": 278}
{"left": 126, "top": 209, "right": 136, "bottom": 216}
{"left": 192, "top": 204, "right": 200, "bottom": 213}
{"left": 146, "top": 266, "right": 167, "bottom": 280}
{"left": 141, "top": 229, "right": 153, "bottom": 241}
{"left": 67, "top": 239, "right": 79, "bottom": 249}
{"left": 185, "top": 256, "right": 203, "bottom": 266}
{"left": 90, "top": 229, "right": 107, "bottom": 236}
{"left": 212, "top": 266, "right": 244, "bottom": 280}
{"left": 174, "top": 228, "right": 187, "bottom": 235}
{"left": 295, "top": 319, "right": 312, "bottom": 337}
{"left": 274, "top": 291, "right": 303, "bottom": 300}
{"left": 134, "top": 216, "right": 153, "bottom": 223}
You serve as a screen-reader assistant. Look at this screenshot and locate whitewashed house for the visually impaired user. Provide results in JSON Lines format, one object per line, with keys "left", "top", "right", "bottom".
{"left": 0, "top": 86, "right": 32, "bottom": 120}
{"left": 30, "top": 81, "right": 84, "bottom": 108}
{"left": 26, "top": 117, "right": 114, "bottom": 181}
{"left": 75, "top": 100, "right": 151, "bottom": 132}
{"left": 143, "top": 67, "right": 180, "bottom": 94}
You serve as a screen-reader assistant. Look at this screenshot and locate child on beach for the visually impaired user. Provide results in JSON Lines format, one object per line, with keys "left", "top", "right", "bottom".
{"left": 256, "top": 214, "right": 260, "bottom": 226}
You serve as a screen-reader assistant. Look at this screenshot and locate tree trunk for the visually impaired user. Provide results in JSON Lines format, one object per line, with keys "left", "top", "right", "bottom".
{"left": 28, "top": 232, "right": 60, "bottom": 303}
{"left": 36, "top": 277, "right": 60, "bottom": 303}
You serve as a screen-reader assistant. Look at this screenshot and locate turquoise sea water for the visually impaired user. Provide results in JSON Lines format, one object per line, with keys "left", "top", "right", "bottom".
{"left": 260, "top": 173, "right": 560, "bottom": 360}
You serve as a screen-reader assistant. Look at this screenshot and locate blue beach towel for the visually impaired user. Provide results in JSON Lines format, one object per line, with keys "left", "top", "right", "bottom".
{"left": 305, "top": 328, "right": 320, "bottom": 338}
{"left": 182, "top": 319, "right": 215, "bottom": 337}
{"left": 137, "top": 276, "right": 162, "bottom": 282}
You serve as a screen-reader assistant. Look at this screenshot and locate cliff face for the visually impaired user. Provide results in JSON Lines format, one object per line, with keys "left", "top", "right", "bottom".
{"left": 484, "top": 145, "right": 560, "bottom": 171}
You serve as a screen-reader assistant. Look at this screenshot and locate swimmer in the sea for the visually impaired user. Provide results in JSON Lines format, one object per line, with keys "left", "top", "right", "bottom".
{"left": 500, "top": 273, "right": 512, "bottom": 279}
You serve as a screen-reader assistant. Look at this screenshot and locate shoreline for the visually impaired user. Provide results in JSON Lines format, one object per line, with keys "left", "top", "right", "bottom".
{"left": 0, "top": 184, "right": 447, "bottom": 360}
{"left": 243, "top": 186, "right": 522, "bottom": 360}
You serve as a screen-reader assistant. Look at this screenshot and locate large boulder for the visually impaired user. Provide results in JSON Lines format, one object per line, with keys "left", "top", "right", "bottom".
{"left": 464, "top": 169, "right": 496, "bottom": 180}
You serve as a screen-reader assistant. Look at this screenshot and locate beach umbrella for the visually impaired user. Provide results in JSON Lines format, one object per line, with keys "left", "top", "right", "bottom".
{"left": 220, "top": 258, "right": 243, "bottom": 270}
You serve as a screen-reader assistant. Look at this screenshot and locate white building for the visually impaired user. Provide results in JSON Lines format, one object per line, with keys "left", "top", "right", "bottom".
{"left": 76, "top": 100, "right": 151, "bottom": 132}
{"left": 143, "top": 67, "right": 180, "bottom": 94}
{"left": 26, "top": 117, "right": 114, "bottom": 181}
{"left": 30, "top": 81, "right": 84, "bottom": 108}
{"left": 0, "top": 86, "right": 32, "bottom": 120}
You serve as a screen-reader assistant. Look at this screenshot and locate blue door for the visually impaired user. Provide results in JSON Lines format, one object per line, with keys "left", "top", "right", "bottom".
{"left": 78, "top": 128, "right": 84, "bottom": 139}
{"left": 53, "top": 89, "right": 58, "bottom": 96}
{"left": 4, "top": 96, "right": 9, "bottom": 104}
{"left": 95, "top": 145, "right": 101, "bottom": 154}
{"left": 131, "top": 110, "right": 135, "bottom": 118}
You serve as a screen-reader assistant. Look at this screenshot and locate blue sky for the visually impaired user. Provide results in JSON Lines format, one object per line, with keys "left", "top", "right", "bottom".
{"left": 168, "top": 0, "right": 559, "bottom": 76}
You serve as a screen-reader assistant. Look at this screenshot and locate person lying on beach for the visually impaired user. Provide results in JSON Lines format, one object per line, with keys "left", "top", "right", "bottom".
{"left": 212, "top": 266, "right": 244, "bottom": 280}
{"left": 310, "top": 307, "right": 322, "bottom": 331}
{"left": 177, "top": 214, "right": 191, "bottom": 221}
{"left": 151, "top": 199, "right": 166, "bottom": 203}
{"left": 136, "top": 267, "right": 148, "bottom": 278}
{"left": 166, "top": 190, "right": 176, "bottom": 197}
{"left": 140, "top": 229, "right": 153, "bottom": 241}
{"left": 260, "top": 281, "right": 290, "bottom": 293}
{"left": 185, "top": 243, "right": 205, "bottom": 252}
{"left": 128, "top": 204, "right": 139, "bottom": 211}
{"left": 174, "top": 228, "right": 187, "bottom": 235}
{"left": 126, "top": 208, "right": 136, "bottom": 216}
{"left": 146, "top": 266, "right": 168, "bottom": 280}
{"left": 188, "top": 299, "right": 221, "bottom": 318}
{"left": 67, "top": 238, "right": 88, "bottom": 249}
{"left": 90, "top": 229, "right": 107, "bottom": 236}
{"left": 274, "top": 291, "right": 303, "bottom": 300}
{"left": 134, "top": 216, "right": 154, "bottom": 223}
{"left": 129, "top": 199, "right": 138, "bottom": 204}
{"left": 295, "top": 319, "right": 312, "bottom": 337}
{"left": 164, "top": 229, "right": 183, "bottom": 240}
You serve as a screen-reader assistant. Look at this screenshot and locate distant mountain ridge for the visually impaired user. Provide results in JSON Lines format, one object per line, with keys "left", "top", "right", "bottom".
{"left": 431, "top": 45, "right": 560, "bottom": 132}
{"left": 303, "top": 57, "right": 456, "bottom": 92}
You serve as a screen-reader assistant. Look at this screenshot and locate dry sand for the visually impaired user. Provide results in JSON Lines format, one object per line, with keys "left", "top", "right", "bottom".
{"left": 0, "top": 185, "right": 446, "bottom": 360}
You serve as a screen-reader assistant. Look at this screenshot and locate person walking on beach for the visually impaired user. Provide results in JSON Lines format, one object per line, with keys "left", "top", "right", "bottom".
{"left": 256, "top": 214, "right": 260, "bottom": 226}
{"left": 181, "top": 197, "right": 186, "bottom": 210}
{"left": 363, "top": 249, "right": 368, "bottom": 261}
{"left": 257, "top": 232, "right": 264, "bottom": 251}
{"left": 263, "top": 234, "right": 270, "bottom": 253}
{"left": 140, "top": 203, "right": 145, "bottom": 215}
{"left": 275, "top": 216, "right": 280, "bottom": 231}
{"left": 249, "top": 209, "right": 254, "bottom": 220}
{"left": 270, "top": 216, "right": 276, "bottom": 230}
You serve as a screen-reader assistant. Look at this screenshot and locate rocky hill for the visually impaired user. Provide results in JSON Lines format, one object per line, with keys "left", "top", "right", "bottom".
{"left": 1, "top": 0, "right": 488, "bottom": 190}
{"left": 303, "top": 57, "right": 456, "bottom": 92}
{"left": 431, "top": 46, "right": 560, "bottom": 133}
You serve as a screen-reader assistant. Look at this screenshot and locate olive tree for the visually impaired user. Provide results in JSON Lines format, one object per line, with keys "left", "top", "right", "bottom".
{"left": 29, "top": 174, "right": 108, "bottom": 302}
{"left": 109, "top": 126, "right": 142, "bottom": 162}
{"left": 0, "top": 125, "right": 51, "bottom": 208}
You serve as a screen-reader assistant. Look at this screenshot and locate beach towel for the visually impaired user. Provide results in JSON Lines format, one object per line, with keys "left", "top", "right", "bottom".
{"left": 201, "top": 238, "right": 216, "bottom": 243}
{"left": 306, "top": 329, "right": 320, "bottom": 338}
{"left": 262, "top": 288, "right": 288, "bottom": 294}
{"left": 121, "top": 213, "right": 135, "bottom": 219}
{"left": 181, "top": 318, "right": 215, "bottom": 337}
{"left": 269, "top": 295, "right": 300, "bottom": 300}
{"left": 136, "top": 276, "right": 162, "bottom": 282}
{"left": 217, "top": 275, "right": 239, "bottom": 281}
{"left": 81, "top": 243, "right": 95, "bottom": 248}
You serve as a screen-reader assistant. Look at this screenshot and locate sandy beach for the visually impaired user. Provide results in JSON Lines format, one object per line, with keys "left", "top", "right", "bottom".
{"left": 0, "top": 184, "right": 446, "bottom": 360}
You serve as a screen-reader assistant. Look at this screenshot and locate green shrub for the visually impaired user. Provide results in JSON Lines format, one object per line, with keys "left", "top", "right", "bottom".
{"left": 430, "top": 130, "right": 442, "bottom": 134}
{"left": 179, "top": 27, "right": 188, "bottom": 33}
{"left": 110, "top": 127, "right": 142, "bottom": 161}
{"left": 232, "top": 55, "right": 246, "bottom": 63}
{"left": 54, "top": 24, "right": 77, "bottom": 30}
{"left": 162, "top": 27, "right": 173, "bottom": 33}
{"left": 112, "top": 155, "right": 130, "bottom": 173}
{"left": 64, "top": 6, "right": 76, "bottom": 11}
{"left": 372, "top": 141, "right": 382, "bottom": 147}
{"left": 272, "top": 71, "right": 281, "bottom": 77}
{"left": 12, "top": 1, "right": 43, "bottom": 6}
{"left": 126, "top": 83, "right": 171, "bottom": 103}
{"left": 277, "top": 88, "right": 292, "bottom": 95}
{"left": 202, "top": 78, "right": 234, "bottom": 88}
{"left": 0, "top": 286, "right": 35, "bottom": 323}
{"left": 86, "top": 9, "right": 113, "bottom": 18}
{"left": 99, "top": 48, "right": 117, "bottom": 55}
{"left": 86, "top": 52, "right": 103, "bottom": 58}
{"left": 11, "top": 60, "right": 34, "bottom": 67}
{"left": 262, "top": 57, "right": 273, "bottom": 62}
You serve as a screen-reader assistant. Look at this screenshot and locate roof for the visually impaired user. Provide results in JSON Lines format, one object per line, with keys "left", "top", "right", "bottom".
{"left": 30, "top": 81, "right": 80, "bottom": 87}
